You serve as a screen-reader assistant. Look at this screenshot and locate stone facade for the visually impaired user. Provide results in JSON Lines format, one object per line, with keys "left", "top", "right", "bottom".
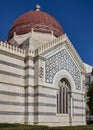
{"left": 0, "top": 33, "right": 87, "bottom": 126}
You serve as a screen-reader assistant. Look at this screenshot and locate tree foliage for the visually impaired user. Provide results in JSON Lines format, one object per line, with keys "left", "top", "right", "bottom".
{"left": 87, "top": 81, "right": 93, "bottom": 115}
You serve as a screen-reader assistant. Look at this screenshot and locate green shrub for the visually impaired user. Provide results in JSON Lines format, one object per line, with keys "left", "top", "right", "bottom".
{"left": 0, "top": 123, "right": 93, "bottom": 130}
{"left": 50, "top": 125, "right": 93, "bottom": 130}
{"left": 0, "top": 123, "right": 50, "bottom": 130}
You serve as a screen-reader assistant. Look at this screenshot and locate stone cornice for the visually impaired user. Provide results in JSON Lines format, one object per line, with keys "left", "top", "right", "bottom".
{"left": 0, "top": 41, "right": 25, "bottom": 57}
{"left": 65, "top": 35, "right": 86, "bottom": 72}
{"left": 37, "top": 34, "right": 86, "bottom": 72}
{"left": 0, "top": 35, "right": 86, "bottom": 72}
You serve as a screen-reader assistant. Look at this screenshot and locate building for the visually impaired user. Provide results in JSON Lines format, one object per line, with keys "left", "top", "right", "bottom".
{"left": 84, "top": 63, "right": 93, "bottom": 117}
{"left": 0, "top": 5, "right": 88, "bottom": 126}
{"left": 84, "top": 63, "right": 93, "bottom": 87}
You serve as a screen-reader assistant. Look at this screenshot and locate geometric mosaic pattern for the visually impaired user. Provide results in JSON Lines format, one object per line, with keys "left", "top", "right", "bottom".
{"left": 45, "top": 49, "right": 81, "bottom": 90}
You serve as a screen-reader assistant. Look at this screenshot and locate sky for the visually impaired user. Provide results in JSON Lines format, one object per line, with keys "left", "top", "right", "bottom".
{"left": 0, "top": 0, "right": 93, "bottom": 66}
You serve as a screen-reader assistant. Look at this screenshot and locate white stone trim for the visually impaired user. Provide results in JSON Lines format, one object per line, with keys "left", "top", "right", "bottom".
{"left": 38, "top": 34, "right": 85, "bottom": 72}
{"left": 53, "top": 70, "right": 76, "bottom": 92}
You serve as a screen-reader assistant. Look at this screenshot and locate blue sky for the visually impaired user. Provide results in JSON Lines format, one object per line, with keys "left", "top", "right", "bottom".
{"left": 0, "top": 0, "right": 93, "bottom": 66}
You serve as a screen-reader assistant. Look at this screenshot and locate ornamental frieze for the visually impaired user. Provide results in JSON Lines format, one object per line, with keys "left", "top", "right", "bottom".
{"left": 39, "top": 67, "right": 44, "bottom": 78}
{"left": 45, "top": 49, "right": 81, "bottom": 90}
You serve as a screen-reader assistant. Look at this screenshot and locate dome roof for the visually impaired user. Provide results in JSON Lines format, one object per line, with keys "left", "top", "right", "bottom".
{"left": 8, "top": 6, "right": 64, "bottom": 40}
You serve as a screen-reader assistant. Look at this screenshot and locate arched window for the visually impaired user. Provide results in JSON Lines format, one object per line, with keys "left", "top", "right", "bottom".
{"left": 57, "top": 78, "right": 70, "bottom": 114}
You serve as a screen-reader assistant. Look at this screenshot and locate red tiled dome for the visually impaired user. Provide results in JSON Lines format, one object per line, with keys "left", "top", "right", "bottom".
{"left": 8, "top": 8, "right": 64, "bottom": 40}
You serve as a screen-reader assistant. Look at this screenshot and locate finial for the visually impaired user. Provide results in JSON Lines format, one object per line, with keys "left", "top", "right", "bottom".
{"left": 35, "top": 4, "right": 40, "bottom": 11}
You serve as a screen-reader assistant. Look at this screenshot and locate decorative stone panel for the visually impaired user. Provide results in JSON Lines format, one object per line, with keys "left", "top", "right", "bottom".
{"left": 45, "top": 49, "right": 81, "bottom": 90}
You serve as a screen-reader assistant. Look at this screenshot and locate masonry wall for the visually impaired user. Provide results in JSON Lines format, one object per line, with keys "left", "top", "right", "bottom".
{"left": 33, "top": 37, "right": 86, "bottom": 126}
{"left": 0, "top": 45, "right": 25, "bottom": 123}
{"left": 0, "top": 35, "right": 86, "bottom": 126}
{"left": 0, "top": 43, "right": 35, "bottom": 124}
{"left": 33, "top": 87, "right": 86, "bottom": 126}
{"left": 33, "top": 86, "right": 57, "bottom": 125}
{"left": 0, "top": 83, "right": 25, "bottom": 123}
{"left": 72, "top": 92, "right": 86, "bottom": 126}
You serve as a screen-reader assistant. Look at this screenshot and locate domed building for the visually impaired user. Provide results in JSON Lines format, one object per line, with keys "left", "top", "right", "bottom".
{"left": 8, "top": 5, "right": 64, "bottom": 49}
{"left": 0, "top": 5, "right": 89, "bottom": 126}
